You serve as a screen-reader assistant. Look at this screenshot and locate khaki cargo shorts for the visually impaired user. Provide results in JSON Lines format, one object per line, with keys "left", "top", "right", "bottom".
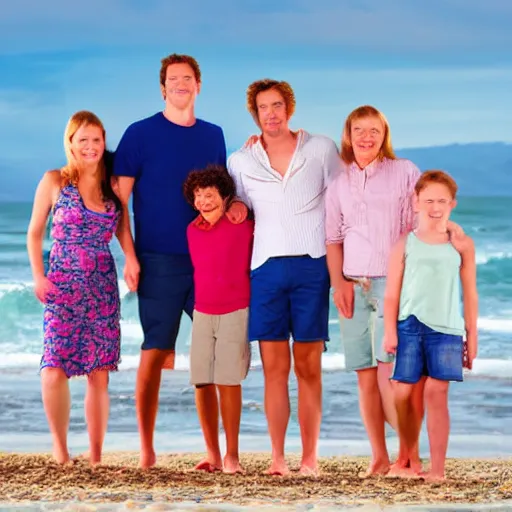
{"left": 190, "top": 308, "right": 251, "bottom": 386}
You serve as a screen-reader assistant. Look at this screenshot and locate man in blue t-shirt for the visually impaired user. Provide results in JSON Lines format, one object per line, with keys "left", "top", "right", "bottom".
{"left": 114, "top": 53, "right": 245, "bottom": 469}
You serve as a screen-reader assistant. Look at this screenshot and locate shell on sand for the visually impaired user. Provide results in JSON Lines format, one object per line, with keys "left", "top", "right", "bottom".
{"left": 0, "top": 453, "right": 511, "bottom": 507}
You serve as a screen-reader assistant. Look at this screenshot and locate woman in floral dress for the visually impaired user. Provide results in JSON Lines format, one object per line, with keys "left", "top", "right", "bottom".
{"left": 27, "top": 111, "right": 122, "bottom": 465}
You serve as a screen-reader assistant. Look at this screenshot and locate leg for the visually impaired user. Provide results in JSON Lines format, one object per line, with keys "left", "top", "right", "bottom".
{"left": 287, "top": 255, "right": 330, "bottom": 475}
{"left": 422, "top": 328, "right": 463, "bottom": 481}
{"left": 388, "top": 315, "right": 425, "bottom": 473}
{"left": 259, "top": 340, "right": 291, "bottom": 475}
{"left": 136, "top": 252, "right": 194, "bottom": 468}
{"left": 136, "top": 348, "right": 171, "bottom": 468}
{"left": 293, "top": 341, "right": 323, "bottom": 475}
{"left": 377, "top": 361, "right": 397, "bottom": 430}
{"left": 194, "top": 384, "right": 222, "bottom": 471}
{"left": 390, "top": 377, "right": 425, "bottom": 474}
{"left": 213, "top": 309, "right": 250, "bottom": 474}
{"left": 85, "top": 370, "right": 110, "bottom": 465}
{"left": 409, "top": 377, "right": 426, "bottom": 470}
{"left": 356, "top": 367, "right": 390, "bottom": 475}
{"left": 190, "top": 311, "right": 219, "bottom": 471}
{"left": 388, "top": 381, "right": 421, "bottom": 477}
{"left": 424, "top": 378, "right": 450, "bottom": 481}
{"left": 218, "top": 384, "right": 243, "bottom": 474}
{"left": 41, "top": 367, "right": 71, "bottom": 464}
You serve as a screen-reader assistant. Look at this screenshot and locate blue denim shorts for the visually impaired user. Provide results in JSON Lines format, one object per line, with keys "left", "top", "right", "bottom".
{"left": 392, "top": 315, "right": 464, "bottom": 383}
{"left": 249, "top": 255, "right": 330, "bottom": 343}
{"left": 137, "top": 253, "right": 194, "bottom": 351}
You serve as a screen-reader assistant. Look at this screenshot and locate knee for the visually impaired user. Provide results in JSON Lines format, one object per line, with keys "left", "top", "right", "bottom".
{"left": 394, "top": 383, "right": 413, "bottom": 404}
{"left": 87, "top": 371, "right": 109, "bottom": 390}
{"left": 263, "top": 363, "right": 290, "bottom": 385}
{"left": 294, "top": 360, "right": 321, "bottom": 384}
{"left": 41, "top": 367, "right": 68, "bottom": 386}
{"left": 357, "top": 369, "right": 378, "bottom": 395}
{"left": 424, "top": 379, "right": 449, "bottom": 407}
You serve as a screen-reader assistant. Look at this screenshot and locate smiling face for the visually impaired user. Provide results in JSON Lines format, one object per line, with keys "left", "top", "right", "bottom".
{"left": 69, "top": 123, "right": 105, "bottom": 167}
{"left": 350, "top": 115, "right": 386, "bottom": 168}
{"left": 193, "top": 186, "right": 225, "bottom": 224}
{"left": 415, "top": 182, "right": 457, "bottom": 228}
{"left": 255, "top": 88, "right": 290, "bottom": 137}
{"left": 161, "top": 62, "right": 200, "bottom": 110}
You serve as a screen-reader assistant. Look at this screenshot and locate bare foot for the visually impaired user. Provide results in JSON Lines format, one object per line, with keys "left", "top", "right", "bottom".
{"left": 359, "top": 459, "right": 390, "bottom": 478}
{"left": 194, "top": 458, "right": 222, "bottom": 472}
{"left": 265, "top": 459, "right": 289, "bottom": 476}
{"left": 139, "top": 450, "right": 156, "bottom": 469}
{"left": 299, "top": 464, "right": 319, "bottom": 477}
{"left": 223, "top": 455, "right": 244, "bottom": 474}
{"left": 421, "top": 471, "right": 445, "bottom": 482}
{"left": 52, "top": 446, "right": 70, "bottom": 465}
{"left": 89, "top": 453, "right": 101, "bottom": 466}
{"left": 387, "top": 466, "right": 421, "bottom": 479}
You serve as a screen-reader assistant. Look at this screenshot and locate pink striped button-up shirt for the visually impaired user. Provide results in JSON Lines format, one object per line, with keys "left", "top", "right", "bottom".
{"left": 325, "top": 157, "right": 420, "bottom": 277}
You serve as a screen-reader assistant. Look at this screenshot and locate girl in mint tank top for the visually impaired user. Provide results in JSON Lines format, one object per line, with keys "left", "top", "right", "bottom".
{"left": 383, "top": 170, "right": 478, "bottom": 482}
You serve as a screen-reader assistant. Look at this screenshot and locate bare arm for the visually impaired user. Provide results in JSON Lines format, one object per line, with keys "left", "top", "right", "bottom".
{"left": 459, "top": 237, "right": 478, "bottom": 365}
{"left": 325, "top": 243, "right": 344, "bottom": 290}
{"left": 325, "top": 176, "right": 354, "bottom": 317}
{"left": 114, "top": 176, "right": 139, "bottom": 292}
{"left": 27, "top": 171, "right": 60, "bottom": 280}
{"left": 383, "top": 236, "right": 407, "bottom": 353}
{"left": 27, "top": 171, "right": 61, "bottom": 303}
{"left": 114, "top": 177, "right": 137, "bottom": 259}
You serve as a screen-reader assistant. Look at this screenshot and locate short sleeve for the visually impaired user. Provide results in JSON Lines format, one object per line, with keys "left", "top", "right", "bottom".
{"left": 113, "top": 124, "right": 142, "bottom": 179}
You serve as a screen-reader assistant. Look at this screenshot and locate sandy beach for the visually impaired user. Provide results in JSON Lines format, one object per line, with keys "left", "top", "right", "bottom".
{"left": 1, "top": 452, "right": 511, "bottom": 510}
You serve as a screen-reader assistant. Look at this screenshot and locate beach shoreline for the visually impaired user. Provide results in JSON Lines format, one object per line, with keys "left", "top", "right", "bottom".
{"left": 1, "top": 452, "right": 511, "bottom": 510}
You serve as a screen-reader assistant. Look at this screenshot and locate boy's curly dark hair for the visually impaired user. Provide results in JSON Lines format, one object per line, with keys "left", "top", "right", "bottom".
{"left": 183, "top": 165, "right": 236, "bottom": 207}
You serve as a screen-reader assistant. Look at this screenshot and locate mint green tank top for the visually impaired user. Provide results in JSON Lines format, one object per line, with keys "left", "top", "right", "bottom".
{"left": 398, "top": 232, "right": 465, "bottom": 336}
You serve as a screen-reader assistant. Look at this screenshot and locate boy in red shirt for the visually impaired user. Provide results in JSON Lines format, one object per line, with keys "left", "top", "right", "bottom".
{"left": 184, "top": 165, "right": 253, "bottom": 474}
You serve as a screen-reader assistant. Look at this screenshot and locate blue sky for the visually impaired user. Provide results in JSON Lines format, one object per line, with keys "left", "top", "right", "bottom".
{"left": 1, "top": 0, "right": 511, "bottom": 182}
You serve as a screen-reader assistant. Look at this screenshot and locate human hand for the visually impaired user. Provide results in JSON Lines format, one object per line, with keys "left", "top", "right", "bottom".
{"left": 333, "top": 279, "right": 354, "bottom": 318}
{"left": 463, "top": 334, "right": 477, "bottom": 370}
{"left": 34, "top": 275, "right": 58, "bottom": 304}
{"left": 124, "top": 255, "right": 140, "bottom": 292}
{"left": 446, "top": 220, "right": 465, "bottom": 239}
{"left": 226, "top": 200, "right": 248, "bottom": 224}
{"left": 243, "top": 135, "right": 259, "bottom": 148}
{"left": 383, "top": 332, "right": 398, "bottom": 355}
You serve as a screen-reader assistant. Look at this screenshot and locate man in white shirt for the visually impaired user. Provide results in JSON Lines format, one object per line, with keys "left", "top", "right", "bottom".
{"left": 228, "top": 79, "right": 341, "bottom": 476}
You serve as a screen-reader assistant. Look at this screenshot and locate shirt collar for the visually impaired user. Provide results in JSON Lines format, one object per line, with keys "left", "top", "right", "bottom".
{"left": 348, "top": 157, "right": 383, "bottom": 176}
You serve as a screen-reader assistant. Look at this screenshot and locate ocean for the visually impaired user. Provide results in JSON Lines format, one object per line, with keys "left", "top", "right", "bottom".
{"left": 0, "top": 197, "right": 511, "bottom": 458}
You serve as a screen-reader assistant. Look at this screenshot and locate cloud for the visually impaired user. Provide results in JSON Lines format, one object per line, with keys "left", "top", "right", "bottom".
{"left": 1, "top": 0, "right": 511, "bottom": 60}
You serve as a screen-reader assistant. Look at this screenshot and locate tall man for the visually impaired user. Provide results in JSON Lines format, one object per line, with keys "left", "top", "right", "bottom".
{"left": 228, "top": 79, "right": 341, "bottom": 475}
{"left": 114, "top": 54, "right": 244, "bottom": 469}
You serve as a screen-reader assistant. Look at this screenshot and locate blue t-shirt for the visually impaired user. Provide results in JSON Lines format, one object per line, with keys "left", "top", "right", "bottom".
{"left": 114, "top": 113, "right": 226, "bottom": 255}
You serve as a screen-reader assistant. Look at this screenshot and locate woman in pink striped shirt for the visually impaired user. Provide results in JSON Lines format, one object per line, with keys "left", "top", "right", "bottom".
{"left": 325, "top": 105, "right": 425, "bottom": 476}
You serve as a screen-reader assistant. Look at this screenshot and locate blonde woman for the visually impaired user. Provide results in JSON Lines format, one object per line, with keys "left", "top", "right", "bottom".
{"left": 27, "top": 111, "right": 122, "bottom": 465}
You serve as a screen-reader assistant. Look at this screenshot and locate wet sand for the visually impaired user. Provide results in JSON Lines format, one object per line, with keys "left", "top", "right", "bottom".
{"left": 1, "top": 452, "right": 511, "bottom": 508}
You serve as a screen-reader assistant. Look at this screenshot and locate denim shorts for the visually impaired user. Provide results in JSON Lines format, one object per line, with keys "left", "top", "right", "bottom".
{"left": 249, "top": 255, "right": 330, "bottom": 343}
{"left": 392, "top": 315, "right": 464, "bottom": 383}
{"left": 137, "top": 252, "right": 194, "bottom": 351}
